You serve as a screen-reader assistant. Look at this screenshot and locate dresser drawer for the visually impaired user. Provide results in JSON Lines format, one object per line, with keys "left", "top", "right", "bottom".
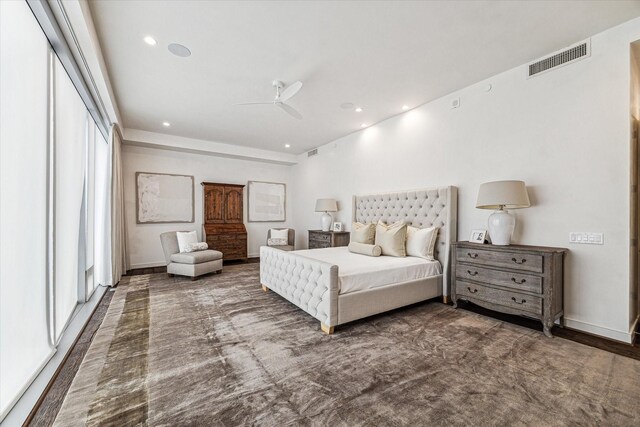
{"left": 309, "top": 240, "right": 329, "bottom": 249}
{"left": 456, "top": 247, "right": 543, "bottom": 273}
{"left": 456, "top": 265, "right": 542, "bottom": 294}
{"left": 310, "top": 232, "right": 331, "bottom": 243}
{"left": 456, "top": 280, "right": 542, "bottom": 315}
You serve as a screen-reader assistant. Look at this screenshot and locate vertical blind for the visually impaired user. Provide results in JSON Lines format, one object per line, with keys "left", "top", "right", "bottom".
{"left": 0, "top": 0, "right": 56, "bottom": 417}
{"left": 53, "top": 56, "right": 88, "bottom": 342}
{"left": 0, "top": 0, "right": 113, "bottom": 419}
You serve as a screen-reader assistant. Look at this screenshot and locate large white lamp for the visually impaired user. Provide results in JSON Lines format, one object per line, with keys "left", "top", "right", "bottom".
{"left": 476, "top": 180, "right": 530, "bottom": 245}
{"left": 315, "top": 199, "right": 338, "bottom": 231}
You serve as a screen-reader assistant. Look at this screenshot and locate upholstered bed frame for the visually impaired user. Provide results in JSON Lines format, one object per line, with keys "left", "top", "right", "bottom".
{"left": 260, "top": 186, "right": 457, "bottom": 333}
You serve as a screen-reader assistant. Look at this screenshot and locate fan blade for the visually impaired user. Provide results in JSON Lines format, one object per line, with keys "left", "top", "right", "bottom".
{"left": 236, "top": 101, "right": 273, "bottom": 105}
{"left": 279, "top": 81, "right": 303, "bottom": 102}
{"left": 278, "top": 103, "right": 302, "bottom": 120}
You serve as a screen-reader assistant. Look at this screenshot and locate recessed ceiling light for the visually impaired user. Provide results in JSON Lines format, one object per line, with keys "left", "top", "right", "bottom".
{"left": 162, "top": 121, "right": 171, "bottom": 127}
{"left": 340, "top": 102, "right": 354, "bottom": 110}
{"left": 144, "top": 36, "right": 157, "bottom": 46}
{"left": 355, "top": 107, "right": 363, "bottom": 113}
{"left": 168, "top": 43, "right": 191, "bottom": 57}
{"left": 360, "top": 123, "right": 368, "bottom": 128}
{"left": 284, "top": 144, "right": 291, "bottom": 148}
{"left": 402, "top": 105, "right": 410, "bottom": 111}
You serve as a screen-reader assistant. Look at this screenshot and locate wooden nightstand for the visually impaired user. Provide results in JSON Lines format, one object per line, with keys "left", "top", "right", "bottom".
{"left": 308, "top": 230, "right": 350, "bottom": 249}
{"left": 451, "top": 242, "right": 567, "bottom": 337}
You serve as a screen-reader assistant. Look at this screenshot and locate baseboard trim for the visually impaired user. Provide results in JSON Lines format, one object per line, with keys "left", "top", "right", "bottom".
{"left": 563, "top": 317, "right": 633, "bottom": 344}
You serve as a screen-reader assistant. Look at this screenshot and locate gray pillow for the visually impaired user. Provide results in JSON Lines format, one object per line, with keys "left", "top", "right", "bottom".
{"left": 348, "top": 242, "right": 382, "bottom": 257}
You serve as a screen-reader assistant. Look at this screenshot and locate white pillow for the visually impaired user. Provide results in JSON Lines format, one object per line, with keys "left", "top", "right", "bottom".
{"left": 270, "top": 229, "right": 289, "bottom": 240}
{"left": 176, "top": 231, "right": 198, "bottom": 253}
{"left": 184, "top": 242, "right": 208, "bottom": 253}
{"left": 406, "top": 226, "right": 439, "bottom": 260}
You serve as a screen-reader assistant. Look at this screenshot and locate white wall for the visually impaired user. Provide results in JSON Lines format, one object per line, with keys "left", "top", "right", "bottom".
{"left": 291, "top": 18, "right": 640, "bottom": 342}
{"left": 122, "top": 144, "right": 293, "bottom": 268}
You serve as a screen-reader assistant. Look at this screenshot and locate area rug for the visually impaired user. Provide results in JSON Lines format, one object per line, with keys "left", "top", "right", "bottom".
{"left": 53, "top": 263, "right": 640, "bottom": 426}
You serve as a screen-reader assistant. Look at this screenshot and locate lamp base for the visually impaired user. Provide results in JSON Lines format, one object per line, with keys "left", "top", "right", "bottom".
{"left": 488, "top": 210, "right": 515, "bottom": 245}
{"left": 321, "top": 212, "right": 333, "bottom": 231}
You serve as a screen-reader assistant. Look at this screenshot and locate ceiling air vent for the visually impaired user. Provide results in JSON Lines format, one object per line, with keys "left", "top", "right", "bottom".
{"left": 528, "top": 39, "right": 590, "bottom": 78}
{"left": 307, "top": 148, "right": 318, "bottom": 157}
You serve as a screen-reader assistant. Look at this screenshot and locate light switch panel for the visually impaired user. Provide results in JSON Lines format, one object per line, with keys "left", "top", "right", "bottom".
{"left": 569, "top": 232, "right": 604, "bottom": 245}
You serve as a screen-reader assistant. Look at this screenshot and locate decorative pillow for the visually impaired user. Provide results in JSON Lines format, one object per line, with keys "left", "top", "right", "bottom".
{"left": 406, "top": 226, "right": 439, "bottom": 260}
{"left": 267, "top": 238, "right": 288, "bottom": 246}
{"left": 351, "top": 222, "right": 376, "bottom": 244}
{"left": 184, "top": 242, "right": 209, "bottom": 253}
{"left": 270, "top": 229, "right": 289, "bottom": 240}
{"left": 176, "top": 231, "right": 198, "bottom": 253}
{"left": 374, "top": 220, "right": 407, "bottom": 257}
{"left": 348, "top": 242, "right": 381, "bottom": 257}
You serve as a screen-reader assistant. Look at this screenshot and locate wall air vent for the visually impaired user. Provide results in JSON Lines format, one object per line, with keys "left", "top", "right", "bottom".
{"left": 307, "top": 148, "right": 318, "bottom": 157}
{"left": 527, "top": 39, "right": 590, "bottom": 78}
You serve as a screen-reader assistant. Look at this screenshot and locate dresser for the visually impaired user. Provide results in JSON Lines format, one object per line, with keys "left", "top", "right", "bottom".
{"left": 451, "top": 242, "right": 567, "bottom": 337}
{"left": 202, "top": 182, "right": 247, "bottom": 261}
{"left": 308, "top": 230, "right": 350, "bottom": 249}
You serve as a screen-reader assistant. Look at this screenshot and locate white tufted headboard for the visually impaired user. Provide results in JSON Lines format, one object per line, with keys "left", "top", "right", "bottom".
{"left": 352, "top": 186, "right": 458, "bottom": 296}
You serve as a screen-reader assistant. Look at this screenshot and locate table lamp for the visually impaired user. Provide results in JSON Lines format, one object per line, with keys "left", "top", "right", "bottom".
{"left": 476, "top": 180, "right": 530, "bottom": 245}
{"left": 315, "top": 198, "right": 337, "bottom": 232}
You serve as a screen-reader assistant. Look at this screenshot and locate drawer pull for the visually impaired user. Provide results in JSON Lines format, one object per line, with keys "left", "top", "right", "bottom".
{"left": 467, "top": 270, "right": 478, "bottom": 276}
{"left": 511, "top": 297, "right": 527, "bottom": 304}
{"left": 511, "top": 257, "right": 527, "bottom": 265}
{"left": 511, "top": 277, "right": 527, "bottom": 284}
{"left": 467, "top": 287, "right": 478, "bottom": 293}
{"left": 467, "top": 252, "right": 479, "bottom": 259}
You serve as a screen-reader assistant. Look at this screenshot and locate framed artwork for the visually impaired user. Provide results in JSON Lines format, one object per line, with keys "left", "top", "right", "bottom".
{"left": 247, "top": 181, "right": 286, "bottom": 222}
{"left": 469, "top": 229, "right": 488, "bottom": 244}
{"left": 332, "top": 222, "right": 343, "bottom": 232}
{"left": 136, "top": 172, "right": 194, "bottom": 224}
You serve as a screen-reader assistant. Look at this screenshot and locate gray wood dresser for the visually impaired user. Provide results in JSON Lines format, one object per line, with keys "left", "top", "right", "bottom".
{"left": 451, "top": 242, "right": 568, "bottom": 337}
{"left": 308, "top": 230, "right": 350, "bottom": 249}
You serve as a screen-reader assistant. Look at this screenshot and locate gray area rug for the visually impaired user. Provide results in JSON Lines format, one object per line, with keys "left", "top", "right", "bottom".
{"left": 54, "top": 263, "right": 640, "bottom": 426}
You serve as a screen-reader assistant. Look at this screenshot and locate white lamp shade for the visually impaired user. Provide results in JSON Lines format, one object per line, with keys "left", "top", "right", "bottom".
{"left": 476, "top": 180, "right": 530, "bottom": 210}
{"left": 315, "top": 198, "right": 337, "bottom": 212}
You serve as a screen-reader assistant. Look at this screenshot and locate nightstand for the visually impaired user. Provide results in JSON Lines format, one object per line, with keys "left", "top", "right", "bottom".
{"left": 451, "top": 242, "right": 567, "bottom": 337}
{"left": 308, "top": 230, "right": 350, "bottom": 249}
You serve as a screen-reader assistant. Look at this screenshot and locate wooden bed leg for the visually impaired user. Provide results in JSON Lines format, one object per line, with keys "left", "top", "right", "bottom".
{"left": 320, "top": 323, "right": 335, "bottom": 335}
{"left": 442, "top": 295, "right": 450, "bottom": 304}
{"left": 261, "top": 284, "right": 269, "bottom": 292}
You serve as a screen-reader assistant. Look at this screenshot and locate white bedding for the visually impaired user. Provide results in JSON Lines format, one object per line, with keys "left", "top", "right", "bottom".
{"left": 294, "top": 247, "right": 442, "bottom": 295}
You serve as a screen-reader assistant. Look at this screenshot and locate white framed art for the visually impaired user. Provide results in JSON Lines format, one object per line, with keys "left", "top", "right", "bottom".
{"left": 247, "top": 181, "right": 286, "bottom": 222}
{"left": 136, "top": 172, "right": 194, "bottom": 224}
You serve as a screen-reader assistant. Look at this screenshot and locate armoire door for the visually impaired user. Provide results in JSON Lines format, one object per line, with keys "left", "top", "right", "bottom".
{"left": 204, "top": 185, "right": 225, "bottom": 224}
{"left": 224, "top": 186, "right": 243, "bottom": 223}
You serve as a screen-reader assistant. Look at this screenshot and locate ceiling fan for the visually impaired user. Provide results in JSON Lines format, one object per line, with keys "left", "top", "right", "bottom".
{"left": 237, "top": 80, "right": 303, "bottom": 120}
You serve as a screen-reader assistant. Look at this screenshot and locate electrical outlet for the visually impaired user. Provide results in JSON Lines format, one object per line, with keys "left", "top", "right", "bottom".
{"left": 569, "top": 232, "right": 604, "bottom": 245}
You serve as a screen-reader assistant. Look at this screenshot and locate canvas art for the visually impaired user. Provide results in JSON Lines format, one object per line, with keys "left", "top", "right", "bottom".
{"left": 247, "top": 181, "right": 286, "bottom": 222}
{"left": 136, "top": 172, "right": 194, "bottom": 223}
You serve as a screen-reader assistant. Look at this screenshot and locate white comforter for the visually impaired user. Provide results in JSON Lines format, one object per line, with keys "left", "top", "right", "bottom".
{"left": 294, "top": 247, "right": 442, "bottom": 295}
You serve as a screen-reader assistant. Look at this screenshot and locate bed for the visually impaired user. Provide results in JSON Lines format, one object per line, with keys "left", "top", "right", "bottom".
{"left": 259, "top": 186, "right": 457, "bottom": 333}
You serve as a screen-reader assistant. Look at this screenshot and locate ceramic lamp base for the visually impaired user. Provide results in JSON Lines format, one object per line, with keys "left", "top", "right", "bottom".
{"left": 488, "top": 209, "right": 515, "bottom": 245}
{"left": 321, "top": 212, "right": 333, "bottom": 231}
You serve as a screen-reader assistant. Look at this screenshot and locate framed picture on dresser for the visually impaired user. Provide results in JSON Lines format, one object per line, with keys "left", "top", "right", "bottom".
{"left": 247, "top": 181, "right": 286, "bottom": 222}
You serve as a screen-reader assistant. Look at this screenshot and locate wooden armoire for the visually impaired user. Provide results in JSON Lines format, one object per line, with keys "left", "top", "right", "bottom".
{"left": 202, "top": 182, "right": 247, "bottom": 261}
